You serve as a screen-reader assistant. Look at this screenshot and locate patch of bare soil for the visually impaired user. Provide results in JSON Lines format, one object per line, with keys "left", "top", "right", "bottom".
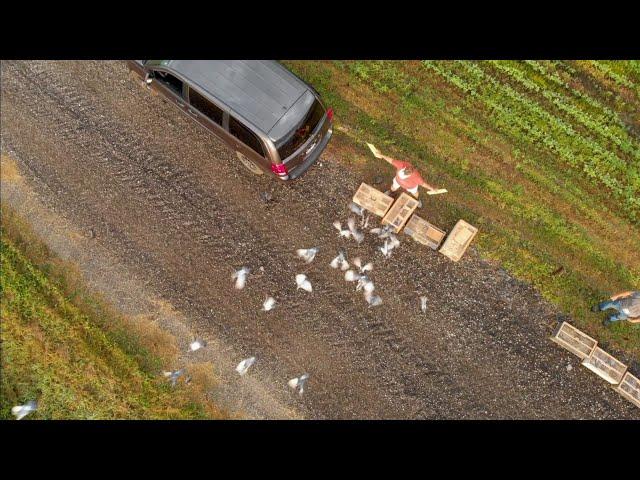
{"left": 1, "top": 60, "right": 637, "bottom": 418}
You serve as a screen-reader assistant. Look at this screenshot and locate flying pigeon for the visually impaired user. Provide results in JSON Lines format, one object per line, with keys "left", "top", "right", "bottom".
{"left": 420, "top": 296, "right": 428, "bottom": 314}
{"left": 349, "top": 202, "right": 364, "bottom": 217}
{"left": 333, "top": 220, "right": 352, "bottom": 239}
{"left": 236, "top": 357, "right": 256, "bottom": 376}
{"left": 365, "top": 291, "right": 383, "bottom": 307}
{"left": 232, "top": 267, "right": 251, "bottom": 290}
{"left": 347, "top": 217, "right": 364, "bottom": 244}
{"left": 262, "top": 296, "right": 276, "bottom": 312}
{"left": 344, "top": 269, "right": 361, "bottom": 282}
{"left": 330, "top": 250, "right": 350, "bottom": 271}
{"left": 356, "top": 275, "right": 375, "bottom": 293}
{"left": 296, "top": 247, "right": 319, "bottom": 264}
{"left": 361, "top": 213, "right": 371, "bottom": 229}
{"left": 370, "top": 224, "right": 393, "bottom": 239}
{"left": 353, "top": 257, "right": 373, "bottom": 274}
{"left": 11, "top": 400, "right": 37, "bottom": 420}
{"left": 288, "top": 373, "right": 310, "bottom": 396}
{"left": 163, "top": 369, "right": 185, "bottom": 387}
{"left": 296, "top": 274, "right": 313, "bottom": 292}
{"left": 388, "top": 234, "right": 401, "bottom": 250}
{"left": 189, "top": 339, "right": 207, "bottom": 352}
{"left": 379, "top": 239, "right": 392, "bottom": 258}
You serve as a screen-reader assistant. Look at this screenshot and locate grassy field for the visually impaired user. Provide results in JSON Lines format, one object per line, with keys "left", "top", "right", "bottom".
{"left": 284, "top": 60, "right": 640, "bottom": 359}
{"left": 1, "top": 207, "right": 227, "bottom": 419}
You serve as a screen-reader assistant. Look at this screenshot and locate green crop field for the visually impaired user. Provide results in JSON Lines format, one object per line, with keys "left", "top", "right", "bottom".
{"left": 283, "top": 60, "right": 640, "bottom": 359}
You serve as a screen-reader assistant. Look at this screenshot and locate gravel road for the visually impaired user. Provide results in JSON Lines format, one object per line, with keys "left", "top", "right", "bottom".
{"left": 2, "top": 60, "right": 637, "bottom": 419}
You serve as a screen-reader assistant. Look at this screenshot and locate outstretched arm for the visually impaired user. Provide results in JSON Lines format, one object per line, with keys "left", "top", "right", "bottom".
{"left": 419, "top": 179, "right": 436, "bottom": 191}
{"left": 611, "top": 291, "right": 635, "bottom": 300}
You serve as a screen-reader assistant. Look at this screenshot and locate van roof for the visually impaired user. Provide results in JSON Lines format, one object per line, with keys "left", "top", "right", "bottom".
{"left": 155, "top": 60, "right": 316, "bottom": 141}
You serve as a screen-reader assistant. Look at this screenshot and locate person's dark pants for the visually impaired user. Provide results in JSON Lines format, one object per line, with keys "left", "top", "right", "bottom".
{"left": 597, "top": 300, "right": 629, "bottom": 322}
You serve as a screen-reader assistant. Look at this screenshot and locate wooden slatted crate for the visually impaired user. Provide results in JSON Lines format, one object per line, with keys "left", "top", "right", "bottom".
{"left": 581, "top": 347, "right": 627, "bottom": 385}
{"left": 381, "top": 193, "right": 420, "bottom": 233}
{"left": 550, "top": 322, "right": 598, "bottom": 360}
{"left": 439, "top": 219, "right": 478, "bottom": 262}
{"left": 404, "top": 214, "right": 446, "bottom": 250}
{"left": 352, "top": 183, "right": 395, "bottom": 218}
{"left": 613, "top": 371, "right": 640, "bottom": 408}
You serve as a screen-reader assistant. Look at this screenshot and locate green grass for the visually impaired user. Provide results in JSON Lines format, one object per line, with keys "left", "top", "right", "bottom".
{"left": 283, "top": 60, "right": 640, "bottom": 359}
{"left": 1, "top": 206, "right": 227, "bottom": 419}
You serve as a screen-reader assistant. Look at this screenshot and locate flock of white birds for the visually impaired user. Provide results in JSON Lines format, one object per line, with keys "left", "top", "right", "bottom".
{"left": 10, "top": 203, "right": 430, "bottom": 418}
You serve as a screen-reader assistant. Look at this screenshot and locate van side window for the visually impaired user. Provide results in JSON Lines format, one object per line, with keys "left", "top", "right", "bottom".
{"left": 229, "top": 116, "right": 265, "bottom": 156}
{"left": 154, "top": 71, "right": 183, "bottom": 96}
{"left": 188, "top": 88, "right": 223, "bottom": 125}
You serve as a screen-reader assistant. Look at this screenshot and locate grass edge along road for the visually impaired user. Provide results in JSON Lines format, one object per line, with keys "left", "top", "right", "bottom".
{"left": 1, "top": 206, "right": 228, "bottom": 419}
{"left": 283, "top": 60, "right": 640, "bottom": 361}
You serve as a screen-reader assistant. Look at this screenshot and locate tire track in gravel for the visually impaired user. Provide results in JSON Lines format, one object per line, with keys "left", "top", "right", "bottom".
{"left": 2, "top": 60, "right": 637, "bottom": 418}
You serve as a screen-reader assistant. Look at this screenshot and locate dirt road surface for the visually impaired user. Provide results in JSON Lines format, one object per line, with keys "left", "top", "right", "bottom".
{"left": 2, "top": 60, "right": 638, "bottom": 419}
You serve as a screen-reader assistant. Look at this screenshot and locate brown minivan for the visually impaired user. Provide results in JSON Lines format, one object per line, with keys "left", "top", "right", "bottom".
{"left": 127, "top": 60, "right": 333, "bottom": 180}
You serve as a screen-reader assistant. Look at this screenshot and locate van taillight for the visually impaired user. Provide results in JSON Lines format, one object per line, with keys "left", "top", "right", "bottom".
{"left": 271, "top": 163, "right": 289, "bottom": 180}
{"left": 326, "top": 107, "right": 334, "bottom": 122}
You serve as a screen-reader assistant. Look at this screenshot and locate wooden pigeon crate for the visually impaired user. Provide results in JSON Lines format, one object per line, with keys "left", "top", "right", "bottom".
{"left": 613, "top": 371, "right": 640, "bottom": 409}
{"left": 381, "top": 192, "right": 420, "bottom": 233}
{"left": 581, "top": 347, "right": 627, "bottom": 385}
{"left": 404, "top": 214, "right": 446, "bottom": 250}
{"left": 352, "top": 183, "right": 394, "bottom": 218}
{"left": 439, "top": 219, "right": 478, "bottom": 262}
{"left": 550, "top": 322, "right": 598, "bottom": 360}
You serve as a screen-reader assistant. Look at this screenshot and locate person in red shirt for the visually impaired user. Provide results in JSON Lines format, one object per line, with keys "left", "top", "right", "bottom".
{"left": 378, "top": 153, "right": 437, "bottom": 198}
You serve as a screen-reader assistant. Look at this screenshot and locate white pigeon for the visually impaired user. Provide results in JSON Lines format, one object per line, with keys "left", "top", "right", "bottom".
{"left": 296, "top": 247, "right": 319, "bottom": 264}
{"left": 344, "top": 269, "right": 361, "bottom": 282}
{"left": 330, "top": 250, "right": 350, "bottom": 271}
{"left": 365, "top": 291, "right": 383, "bottom": 307}
{"left": 388, "top": 234, "right": 401, "bottom": 250}
{"left": 356, "top": 275, "right": 375, "bottom": 293}
{"left": 347, "top": 217, "right": 364, "bottom": 244}
{"left": 370, "top": 224, "right": 393, "bottom": 239}
{"left": 235, "top": 357, "right": 256, "bottom": 376}
{"left": 379, "top": 239, "right": 392, "bottom": 258}
{"left": 262, "top": 296, "right": 276, "bottom": 312}
{"left": 288, "top": 373, "right": 310, "bottom": 396}
{"left": 361, "top": 213, "right": 371, "bottom": 229}
{"left": 11, "top": 400, "right": 37, "bottom": 420}
{"left": 353, "top": 257, "right": 373, "bottom": 273}
{"left": 420, "top": 296, "right": 428, "bottom": 314}
{"left": 349, "top": 202, "right": 364, "bottom": 217}
{"left": 189, "top": 339, "right": 207, "bottom": 352}
{"left": 163, "top": 369, "right": 185, "bottom": 387}
{"left": 333, "top": 220, "right": 352, "bottom": 239}
{"left": 296, "top": 274, "right": 313, "bottom": 292}
{"left": 232, "top": 267, "right": 251, "bottom": 290}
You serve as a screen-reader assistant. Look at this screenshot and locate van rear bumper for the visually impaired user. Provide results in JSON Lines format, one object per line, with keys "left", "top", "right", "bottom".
{"left": 286, "top": 126, "right": 333, "bottom": 180}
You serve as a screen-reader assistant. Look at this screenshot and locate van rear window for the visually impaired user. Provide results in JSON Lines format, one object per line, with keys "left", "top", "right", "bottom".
{"left": 277, "top": 99, "right": 325, "bottom": 160}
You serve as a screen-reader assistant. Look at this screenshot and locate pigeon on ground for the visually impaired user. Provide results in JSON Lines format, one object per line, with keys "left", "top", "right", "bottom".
{"left": 288, "top": 373, "right": 310, "bottom": 396}
{"left": 353, "top": 257, "right": 373, "bottom": 274}
{"left": 163, "top": 369, "right": 185, "bottom": 387}
{"left": 235, "top": 357, "right": 256, "bottom": 376}
{"left": 11, "top": 400, "right": 37, "bottom": 420}
{"left": 262, "top": 296, "right": 276, "bottom": 312}
{"left": 232, "top": 267, "right": 251, "bottom": 290}
{"left": 295, "top": 274, "right": 313, "bottom": 292}
{"left": 330, "top": 250, "right": 350, "bottom": 271}
{"left": 349, "top": 202, "right": 364, "bottom": 217}
{"left": 356, "top": 275, "right": 375, "bottom": 293}
{"left": 333, "top": 220, "right": 352, "bottom": 239}
{"left": 420, "top": 296, "right": 428, "bottom": 314}
{"left": 365, "top": 291, "right": 383, "bottom": 307}
{"left": 296, "top": 247, "right": 319, "bottom": 264}
{"left": 344, "top": 270, "right": 361, "bottom": 282}
{"left": 189, "top": 339, "right": 207, "bottom": 352}
{"left": 347, "top": 217, "right": 364, "bottom": 244}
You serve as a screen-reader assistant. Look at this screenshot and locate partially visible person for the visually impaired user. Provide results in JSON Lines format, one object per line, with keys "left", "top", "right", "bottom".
{"left": 380, "top": 154, "right": 437, "bottom": 199}
{"left": 592, "top": 290, "right": 640, "bottom": 326}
